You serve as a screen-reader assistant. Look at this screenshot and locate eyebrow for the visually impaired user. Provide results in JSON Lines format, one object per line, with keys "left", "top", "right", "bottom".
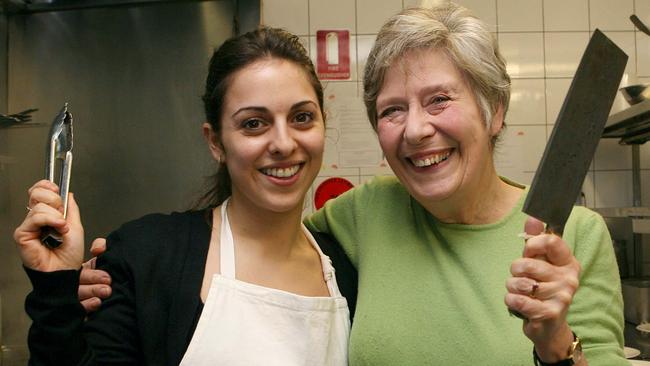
{"left": 231, "top": 100, "right": 318, "bottom": 118}
{"left": 421, "top": 82, "right": 459, "bottom": 95}
{"left": 377, "top": 82, "right": 459, "bottom": 108}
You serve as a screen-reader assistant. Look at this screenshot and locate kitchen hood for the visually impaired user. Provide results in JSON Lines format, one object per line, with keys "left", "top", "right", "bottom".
{"left": 1, "top": 0, "right": 213, "bottom": 13}
{"left": 1, "top": 0, "right": 259, "bottom": 34}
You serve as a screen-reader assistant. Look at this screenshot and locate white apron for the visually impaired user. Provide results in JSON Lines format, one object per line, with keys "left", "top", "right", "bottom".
{"left": 179, "top": 199, "right": 350, "bottom": 366}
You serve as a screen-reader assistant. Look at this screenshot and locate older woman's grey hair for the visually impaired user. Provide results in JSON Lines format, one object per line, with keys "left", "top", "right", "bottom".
{"left": 363, "top": 2, "right": 511, "bottom": 145}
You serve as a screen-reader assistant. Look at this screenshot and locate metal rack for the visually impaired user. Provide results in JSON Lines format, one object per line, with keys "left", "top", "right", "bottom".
{"left": 598, "top": 105, "right": 649, "bottom": 278}
{"left": 604, "top": 99, "right": 649, "bottom": 206}
{"left": 599, "top": 99, "right": 650, "bottom": 326}
{"left": 604, "top": 98, "right": 650, "bottom": 145}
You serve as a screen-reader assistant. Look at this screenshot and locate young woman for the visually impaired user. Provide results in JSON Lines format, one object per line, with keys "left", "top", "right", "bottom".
{"left": 14, "top": 27, "right": 355, "bottom": 366}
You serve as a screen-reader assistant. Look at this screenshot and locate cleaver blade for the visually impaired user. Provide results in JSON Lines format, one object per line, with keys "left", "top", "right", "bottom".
{"left": 522, "top": 29, "right": 627, "bottom": 236}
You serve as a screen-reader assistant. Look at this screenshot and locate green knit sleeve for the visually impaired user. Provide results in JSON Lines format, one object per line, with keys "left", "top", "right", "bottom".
{"left": 564, "top": 207, "right": 627, "bottom": 365}
{"left": 304, "top": 180, "right": 373, "bottom": 267}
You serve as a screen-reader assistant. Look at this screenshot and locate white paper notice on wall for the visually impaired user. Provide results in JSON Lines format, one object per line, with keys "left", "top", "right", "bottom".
{"left": 317, "top": 30, "right": 350, "bottom": 80}
{"left": 322, "top": 95, "right": 382, "bottom": 168}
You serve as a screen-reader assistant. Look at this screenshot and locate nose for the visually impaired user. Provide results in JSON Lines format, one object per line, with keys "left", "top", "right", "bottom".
{"left": 268, "top": 121, "right": 297, "bottom": 156}
{"left": 402, "top": 105, "right": 436, "bottom": 145}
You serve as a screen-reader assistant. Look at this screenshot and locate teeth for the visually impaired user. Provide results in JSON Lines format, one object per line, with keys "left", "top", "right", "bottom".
{"left": 261, "top": 165, "right": 300, "bottom": 178}
{"left": 412, "top": 151, "right": 451, "bottom": 167}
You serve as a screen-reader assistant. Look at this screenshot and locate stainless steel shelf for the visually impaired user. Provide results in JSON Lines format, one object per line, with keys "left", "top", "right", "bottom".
{"left": 602, "top": 217, "right": 650, "bottom": 235}
{"left": 595, "top": 207, "right": 650, "bottom": 235}
{"left": 603, "top": 99, "right": 650, "bottom": 144}
{"left": 596, "top": 207, "right": 650, "bottom": 217}
{"left": 0, "top": 122, "right": 45, "bottom": 129}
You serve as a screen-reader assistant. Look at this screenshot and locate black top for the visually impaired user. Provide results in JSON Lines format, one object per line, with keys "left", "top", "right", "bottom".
{"left": 25, "top": 210, "right": 357, "bottom": 366}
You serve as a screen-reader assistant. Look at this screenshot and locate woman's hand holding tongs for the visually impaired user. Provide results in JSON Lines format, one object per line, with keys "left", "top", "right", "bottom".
{"left": 14, "top": 179, "right": 84, "bottom": 272}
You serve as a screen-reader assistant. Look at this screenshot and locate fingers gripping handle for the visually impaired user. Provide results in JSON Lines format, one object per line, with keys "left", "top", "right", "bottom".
{"left": 41, "top": 151, "right": 73, "bottom": 248}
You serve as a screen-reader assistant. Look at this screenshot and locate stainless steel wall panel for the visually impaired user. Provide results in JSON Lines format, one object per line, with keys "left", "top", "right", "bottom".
{"left": 0, "top": 11, "right": 6, "bottom": 113}
{"left": 236, "top": 0, "right": 259, "bottom": 34}
{"left": 1, "top": 0, "right": 234, "bottom": 358}
{"left": 0, "top": 9, "right": 12, "bottom": 366}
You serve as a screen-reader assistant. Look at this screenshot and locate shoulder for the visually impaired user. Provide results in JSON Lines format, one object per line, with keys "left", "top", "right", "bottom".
{"left": 566, "top": 206, "right": 607, "bottom": 232}
{"left": 105, "top": 210, "right": 210, "bottom": 259}
{"left": 335, "top": 175, "right": 407, "bottom": 206}
{"left": 112, "top": 210, "right": 205, "bottom": 239}
{"left": 311, "top": 231, "right": 344, "bottom": 258}
{"left": 361, "top": 175, "right": 404, "bottom": 194}
{"left": 564, "top": 206, "right": 612, "bottom": 256}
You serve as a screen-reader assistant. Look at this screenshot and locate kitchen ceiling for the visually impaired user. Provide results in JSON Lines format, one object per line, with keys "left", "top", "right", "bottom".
{"left": 1, "top": 0, "right": 210, "bottom": 13}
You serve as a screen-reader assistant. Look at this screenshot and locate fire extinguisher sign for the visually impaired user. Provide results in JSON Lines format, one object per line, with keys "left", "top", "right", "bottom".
{"left": 316, "top": 30, "right": 350, "bottom": 80}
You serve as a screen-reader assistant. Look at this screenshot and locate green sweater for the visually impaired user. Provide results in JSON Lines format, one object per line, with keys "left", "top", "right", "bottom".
{"left": 305, "top": 176, "right": 627, "bottom": 366}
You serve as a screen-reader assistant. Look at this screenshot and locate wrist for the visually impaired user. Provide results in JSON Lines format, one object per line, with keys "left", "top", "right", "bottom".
{"left": 533, "top": 324, "right": 575, "bottom": 362}
{"left": 24, "top": 266, "right": 81, "bottom": 298}
{"left": 533, "top": 328, "right": 583, "bottom": 366}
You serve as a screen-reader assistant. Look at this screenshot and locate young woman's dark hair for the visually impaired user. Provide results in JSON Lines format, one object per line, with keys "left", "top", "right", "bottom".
{"left": 197, "top": 27, "right": 324, "bottom": 209}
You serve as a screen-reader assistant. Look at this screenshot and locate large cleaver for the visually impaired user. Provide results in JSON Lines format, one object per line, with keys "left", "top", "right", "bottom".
{"left": 522, "top": 29, "right": 627, "bottom": 235}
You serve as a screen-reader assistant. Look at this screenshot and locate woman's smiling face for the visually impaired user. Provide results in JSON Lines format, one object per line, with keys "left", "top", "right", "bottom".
{"left": 210, "top": 57, "right": 325, "bottom": 214}
{"left": 375, "top": 48, "right": 503, "bottom": 208}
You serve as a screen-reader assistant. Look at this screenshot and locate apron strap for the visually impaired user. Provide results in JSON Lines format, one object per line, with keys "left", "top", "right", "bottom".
{"left": 302, "top": 226, "right": 342, "bottom": 298}
{"left": 220, "top": 198, "right": 236, "bottom": 278}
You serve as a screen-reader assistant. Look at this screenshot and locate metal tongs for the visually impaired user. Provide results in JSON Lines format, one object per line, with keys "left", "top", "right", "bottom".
{"left": 42, "top": 103, "right": 74, "bottom": 249}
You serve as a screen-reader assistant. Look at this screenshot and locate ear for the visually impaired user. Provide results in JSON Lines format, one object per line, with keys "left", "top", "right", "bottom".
{"left": 202, "top": 122, "right": 225, "bottom": 163}
{"left": 488, "top": 104, "right": 505, "bottom": 137}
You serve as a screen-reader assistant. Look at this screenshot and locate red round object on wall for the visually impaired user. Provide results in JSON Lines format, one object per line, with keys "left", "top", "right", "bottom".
{"left": 314, "top": 177, "right": 354, "bottom": 210}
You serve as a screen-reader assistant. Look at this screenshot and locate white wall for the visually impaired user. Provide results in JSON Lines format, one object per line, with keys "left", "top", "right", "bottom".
{"left": 262, "top": 0, "right": 650, "bottom": 213}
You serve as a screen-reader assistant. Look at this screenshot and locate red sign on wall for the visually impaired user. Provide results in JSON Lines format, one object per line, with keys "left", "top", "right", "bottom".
{"left": 314, "top": 177, "right": 355, "bottom": 210}
{"left": 316, "top": 30, "right": 350, "bottom": 80}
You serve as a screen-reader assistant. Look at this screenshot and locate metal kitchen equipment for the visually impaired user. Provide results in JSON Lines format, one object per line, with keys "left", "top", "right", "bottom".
{"left": 0, "top": 108, "right": 37, "bottom": 128}
{"left": 523, "top": 29, "right": 627, "bottom": 235}
{"left": 598, "top": 15, "right": 650, "bottom": 322}
{"left": 631, "top": 14, "right": 650, "bottom": 37}
{"left": 597, "top": 206, "right": 650, "bottom": 324}
{"left": 41, "top": 104, "right": 73, "bottom": 249}
{"left": 620, "top": 84, "right": 650, "bottom": 106}
{"left": 600, "top": 96, "right": 650, "bottom": 325}
{"left": 623, "top": 278, "right": 650, "bottom": 325}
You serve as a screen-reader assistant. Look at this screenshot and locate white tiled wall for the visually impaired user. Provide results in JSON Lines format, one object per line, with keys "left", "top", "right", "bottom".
{"left": 261, "top": 0, "right": 650, "bottom": 211}
{"left": 543, "top": 0, "right": 589, "bottom": 32}
{"left": 497, "top": 0, "right": 543, "bottom": 32}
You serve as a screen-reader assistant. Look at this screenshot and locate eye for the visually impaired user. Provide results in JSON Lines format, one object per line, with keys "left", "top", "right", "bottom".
{"left": 379, "top": 106, "right": 401, "bottom": 119}
{"left": 293, "top": 111, "right": 314, "bottom": 124}
{"left": 431, "top": 95, "right": 450, "bottom": 105}
{"left": 241, "top": 118, "right": 265, "bottom": 131}
{"left": 426, "top": 95, "right": 451, "bottom": 114}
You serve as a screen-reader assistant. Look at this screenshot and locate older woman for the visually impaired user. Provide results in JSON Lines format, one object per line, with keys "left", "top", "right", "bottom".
{"left": 79, "top": 3, "right": 627, "bottom": 365}
{"left": 304, "top": 3, "right": 625, "bottom": 366}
